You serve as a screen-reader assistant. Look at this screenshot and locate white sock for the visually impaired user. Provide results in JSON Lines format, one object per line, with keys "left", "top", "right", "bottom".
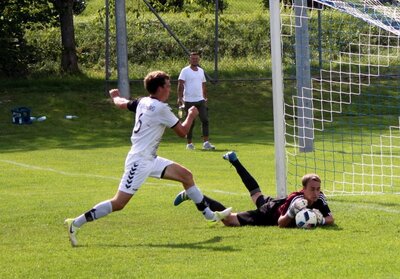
{"left": 185, "top": 186, "right": 203, "bottom": 203}
{"left": 73, "top": 200, "right": 112, "bottom": 227}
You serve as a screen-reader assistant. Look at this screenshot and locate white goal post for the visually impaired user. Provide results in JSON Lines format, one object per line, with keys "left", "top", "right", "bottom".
{"left": 272, "top": 0, "right": 400, "bottom": 196}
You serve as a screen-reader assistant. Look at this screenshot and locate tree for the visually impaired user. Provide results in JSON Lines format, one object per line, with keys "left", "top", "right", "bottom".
{"left": 0, "top": 0, "right": 57, "bottom": 77}
{"left": 52, "top": 0, "right": 80, "bottom": 74}
{"left": 0, "top": 0, "right": 84, "bottom": 77}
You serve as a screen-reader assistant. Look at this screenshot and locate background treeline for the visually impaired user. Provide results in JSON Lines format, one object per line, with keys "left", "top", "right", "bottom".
{"left": 2, "top": 0, "right": 386, "bottom": 79}
{"left": 1, "top": 0, "right": 271, "bottom": 79}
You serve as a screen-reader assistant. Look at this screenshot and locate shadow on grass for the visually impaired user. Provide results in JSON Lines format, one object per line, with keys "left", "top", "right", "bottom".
{"left": 142, "top": 236, "right": 241, "bottom": 252}
{"left": 90, "top": 236, "right": 240, "bottom": 252}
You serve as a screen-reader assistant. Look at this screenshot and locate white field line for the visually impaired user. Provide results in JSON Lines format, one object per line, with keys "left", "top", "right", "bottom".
{"left": 0, "top": 159, "right": 245, "bottom": 194}
{"left": 331, "top": 201, "right": 400, "bottom": 214}
{"left": 1, "top": 159, "right": 167, "bottom": 185}
{"left": 1, "top": 159, "right": 399, "bottom": 214}
{"left": 1, "top": 159, "right": 121, "bottom": 181}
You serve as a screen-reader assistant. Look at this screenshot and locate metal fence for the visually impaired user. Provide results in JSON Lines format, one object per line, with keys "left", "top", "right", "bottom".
{"left": 105, "top": 0, "right": 271, "bottom": 88}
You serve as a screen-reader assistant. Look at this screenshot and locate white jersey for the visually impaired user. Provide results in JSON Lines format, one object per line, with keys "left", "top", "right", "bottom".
{"left": 128, "top": 96, "right": 179, "bottom": 158}
{"left": 178, "top": 66, "right": 206, "bottom": 102}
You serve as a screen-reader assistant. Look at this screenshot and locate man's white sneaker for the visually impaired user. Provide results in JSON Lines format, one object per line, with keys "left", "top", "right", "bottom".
{"left": 186, "top": 143, "right": 195, "bottom": 150}
{"left": 203, "top": 141, "right": 216, "bottom": 150}
{"left": 64, "top": 218, "right": 79, "bottom": 247}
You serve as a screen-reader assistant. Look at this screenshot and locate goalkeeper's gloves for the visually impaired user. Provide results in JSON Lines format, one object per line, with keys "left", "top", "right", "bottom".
{"left": 287, "top": 198, "right": 308, "bottom": 218}
{"left": 312, "top": 208, "right": 326, "bottom": 225}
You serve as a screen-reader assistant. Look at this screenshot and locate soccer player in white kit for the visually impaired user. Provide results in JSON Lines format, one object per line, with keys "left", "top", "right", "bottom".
{"left": 64, "top": 71, "right": 231, "bottom": 247}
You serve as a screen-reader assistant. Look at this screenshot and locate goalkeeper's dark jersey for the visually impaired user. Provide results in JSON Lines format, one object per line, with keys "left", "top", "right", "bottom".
{"left": 277, "top": 190, "right": 332, "bottom": 220}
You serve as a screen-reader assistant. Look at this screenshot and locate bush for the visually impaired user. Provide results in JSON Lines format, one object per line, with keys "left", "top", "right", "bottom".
{"left": 0, "top": 37, "right": 34, "bottom": 77}
{"left": 0, "top": 0, "right": 57, "bottom": 77}
{"left": 195, "top": 0, "right": 228, "bottom": 13}
{"left": 148, "top": 0, "right": 227, "bottom": 13}
{"left": 148, "top": 0, "right": 184, "bottom": 12}
{"left": 73, "top": 0, "right": 87, "bottom": 15}
{"left": 261, "top": 0, "right": 324, "bottom": 9}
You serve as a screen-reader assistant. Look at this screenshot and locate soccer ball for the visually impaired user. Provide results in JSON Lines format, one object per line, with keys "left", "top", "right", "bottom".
{"left": 295, "top": 208, "right": 317, "bottom": 229}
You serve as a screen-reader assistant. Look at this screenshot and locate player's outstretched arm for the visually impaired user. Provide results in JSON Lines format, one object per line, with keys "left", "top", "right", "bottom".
{"left": 173, "top": 106, "right": 199, "bottom": 138}
{"left": 109, "top": 89, "right": 130, "bottom": 110}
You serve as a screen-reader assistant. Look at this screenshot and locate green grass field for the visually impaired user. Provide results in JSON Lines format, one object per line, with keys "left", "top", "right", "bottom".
{"left": 1, "top": 78, "right": 399, "bottom": 278}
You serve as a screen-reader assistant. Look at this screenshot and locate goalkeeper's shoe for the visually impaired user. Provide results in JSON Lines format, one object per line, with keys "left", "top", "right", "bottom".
{"left": 222, "top": 151, "right": 238, "bottom": 163}
{"left": 173, "top": 190, "right": 190, "bottom": 206}
{"left": 212, "top": 207, "right": 232, "bottom": 222}
{"left": 64, "top": 218, "right": 79, "bottom": 247}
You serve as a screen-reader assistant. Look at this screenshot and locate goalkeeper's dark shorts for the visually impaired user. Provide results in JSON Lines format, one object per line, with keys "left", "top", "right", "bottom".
{"left": 236, "top": 195, "right": 286, "bottom": 226}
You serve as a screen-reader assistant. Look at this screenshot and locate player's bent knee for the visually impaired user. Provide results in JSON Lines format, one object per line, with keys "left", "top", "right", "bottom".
{"left": 179, "top": 168, "right": 194, "bottom": 185}
{"left": 183, "top": 170, "right": 194, "bottom": 183}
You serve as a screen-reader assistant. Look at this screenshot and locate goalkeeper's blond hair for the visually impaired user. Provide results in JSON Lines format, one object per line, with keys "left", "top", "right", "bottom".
{"left": 301, "top": 173, "right": 321, "bottom": 187}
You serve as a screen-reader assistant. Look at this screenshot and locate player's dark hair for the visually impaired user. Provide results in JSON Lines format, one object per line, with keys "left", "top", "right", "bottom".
{"left": 301, "top": 173, "right": 321, "bottom": 187}
{"left": 190, "top": 51, "right": 201, "bottom": 57}
{"left": 144, "top": 71, "right": 170, "bottom": 94}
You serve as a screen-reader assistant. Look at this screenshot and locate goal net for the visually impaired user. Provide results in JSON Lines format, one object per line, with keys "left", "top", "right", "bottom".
{"left": 279, "top": 0, "right": 400, "bottom": 195}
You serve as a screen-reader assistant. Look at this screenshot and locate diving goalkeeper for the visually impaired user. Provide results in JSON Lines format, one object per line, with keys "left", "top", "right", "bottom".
{"left": 173, "top": 151, "right": 334, "bottom": 228}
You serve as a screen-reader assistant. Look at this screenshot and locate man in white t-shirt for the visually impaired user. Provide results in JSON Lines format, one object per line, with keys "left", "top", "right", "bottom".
{"left": 177, "top": 52, "right": 215, "bottom": 150}
{"left": 64, "top": 71, "right": 231, "bottom": 247}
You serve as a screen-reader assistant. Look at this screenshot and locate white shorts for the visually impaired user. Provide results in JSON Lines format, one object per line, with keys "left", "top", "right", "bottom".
{"left": 118, "top": 155, "right": 173, "bottom": 195}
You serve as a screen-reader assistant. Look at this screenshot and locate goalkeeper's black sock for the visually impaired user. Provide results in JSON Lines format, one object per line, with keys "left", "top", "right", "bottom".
{"left": 195, "top": 196, "right": 226, "bottom": 211}
{"left": 202, "top": 195, "right": 226, "bottom": 211}
{"left": 232, "top": 159, "right": 261, "bottom": 196}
